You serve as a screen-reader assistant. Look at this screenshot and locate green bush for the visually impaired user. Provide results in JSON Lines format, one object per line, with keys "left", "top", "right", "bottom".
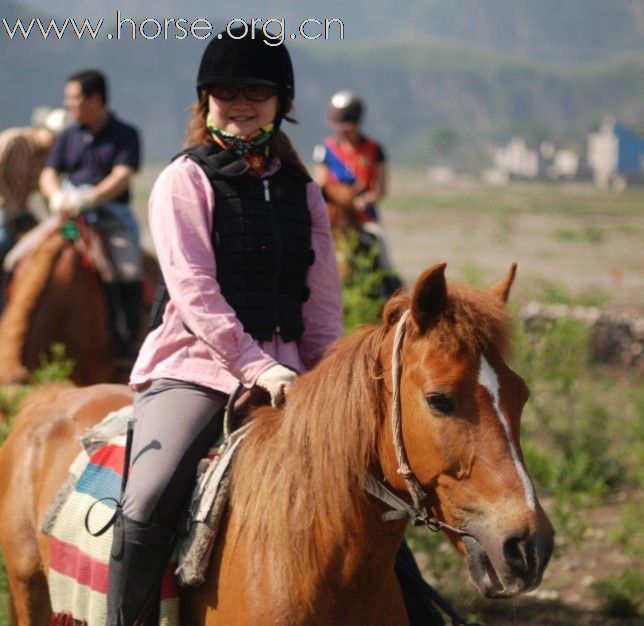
{"left": 608, "top": 501, "right": 644, "bottom": 557}
{"left": 338, "top": 230, "right": 387, "bottom": 332}
{"left": 0, "top": 385, "right": 29, "bottom": 445}
{"left": 592, "top": 570, "right": 643, "bottom": 618}
{"left": 29, "top": 343, "right": 75, "bottom": 384}
{"left": 514, "top": 317, "right": 635, "bottom": 543}
{"left": 0, "top": 553, "right": 8, "bottom": 626}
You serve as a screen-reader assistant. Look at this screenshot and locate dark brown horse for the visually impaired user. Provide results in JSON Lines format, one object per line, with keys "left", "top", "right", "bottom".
{"left": 0, "top": 226, "right": 158, "bottom": 386}
{"left": 0, "top": 263, "right": 554, "bottom": 625}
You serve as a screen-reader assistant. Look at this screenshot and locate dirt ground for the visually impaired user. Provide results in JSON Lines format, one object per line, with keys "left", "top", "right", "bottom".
{"left": 379, "top": 177, "right": 644, "bottom": 315}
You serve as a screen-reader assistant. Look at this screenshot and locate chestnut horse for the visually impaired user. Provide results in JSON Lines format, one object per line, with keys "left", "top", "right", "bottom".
{"left": 0, "top": 231, "right": 112, "bottom": 385}
{"left": 0, "top": 263, "right": 554, "bottom": 625}
{"left": 0, "top": 229, "right": 159, "bottom": 385}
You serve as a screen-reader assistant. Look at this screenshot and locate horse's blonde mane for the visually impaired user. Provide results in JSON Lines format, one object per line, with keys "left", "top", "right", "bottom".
{"left": 230, "top": 280, "right": 511, "bottom": 597}
{"left": 230, "top": 320, "right": 389, "bottom": 595}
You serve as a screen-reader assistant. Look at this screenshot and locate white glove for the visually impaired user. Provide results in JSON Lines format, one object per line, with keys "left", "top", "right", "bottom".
{"left": 66, "top": 187, "right": 95, "bottom": 213}
{"left": 49, "top": 189, "right": 74, "bottom": 214}
{"left": 50, "top": 187, "right": 95, "bottom": 216}
{"left": 256, "top": 364, "right": 298, "bottom": 407}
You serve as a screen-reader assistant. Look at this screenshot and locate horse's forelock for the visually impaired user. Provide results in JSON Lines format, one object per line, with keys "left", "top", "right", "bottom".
{"left": 382, "top": 292, "right": 410, "bottom": 329}
{"left": 385, "top": 283, "right": 509, "bottom": 356}
{"left": 429, "top": 282, "right": 512, "bottom": 357}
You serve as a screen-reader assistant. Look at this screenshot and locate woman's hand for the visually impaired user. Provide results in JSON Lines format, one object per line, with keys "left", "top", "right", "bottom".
{"left": 256, "top": 364, "right": 298, "bottom": 407}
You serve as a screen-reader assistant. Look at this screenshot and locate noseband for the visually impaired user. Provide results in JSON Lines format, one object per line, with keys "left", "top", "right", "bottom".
{"left": 365, "top": 310, "right": 470, "bottom": 538}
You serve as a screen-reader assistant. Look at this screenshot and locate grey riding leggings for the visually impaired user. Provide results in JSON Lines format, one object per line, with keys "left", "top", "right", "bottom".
{"left": 121, "top": 378, "right": 227, "bottom": 525}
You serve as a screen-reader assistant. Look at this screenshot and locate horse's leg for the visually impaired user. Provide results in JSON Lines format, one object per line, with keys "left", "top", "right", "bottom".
{"left": 9, "top": 595, "right": 17, "bottom": 625}
{"left": 1, "top": 385, "right": 133, "bottom": 626}
{"left": 4, "top": 562, "right": 50, "bottom": 626}
{"left": 0, "top": 426, "right": 51, "bottom": 625}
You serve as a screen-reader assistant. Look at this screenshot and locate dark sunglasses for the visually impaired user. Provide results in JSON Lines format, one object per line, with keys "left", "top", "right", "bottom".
{"left": 208, "top": 84, "right": 278, "bottom": 102}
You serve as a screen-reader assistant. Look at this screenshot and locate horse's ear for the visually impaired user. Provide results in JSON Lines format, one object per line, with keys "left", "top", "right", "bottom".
{"left": 488, "top": 263, "right": 517, "bottom": 304}
{"left": 411, "top": 263, "right": 448, "bottom": 333}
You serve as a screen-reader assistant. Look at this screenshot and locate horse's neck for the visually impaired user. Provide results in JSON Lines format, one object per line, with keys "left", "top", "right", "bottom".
{"left": 337, "top": 498, "right": 408, "bottom": 579}
{"left": 297, "top": 502, "right": 409, "bottom": 624}
{"left": 197, "top": 497, "right": 409, "bottom": 626}
{"left": 281, "top": 501, "right": 409, "bottom": 624}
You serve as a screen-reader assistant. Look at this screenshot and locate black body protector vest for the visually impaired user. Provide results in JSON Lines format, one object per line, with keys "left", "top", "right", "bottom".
{"left": 149, "top": 145, "right": 314, "bottom": 343}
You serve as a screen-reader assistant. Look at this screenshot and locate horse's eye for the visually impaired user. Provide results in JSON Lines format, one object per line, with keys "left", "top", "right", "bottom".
{"left": 425, "top": 393, "right": 455, "bottom": 415}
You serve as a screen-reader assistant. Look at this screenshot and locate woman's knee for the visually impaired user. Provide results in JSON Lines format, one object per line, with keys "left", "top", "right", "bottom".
{"left": 121, "top": 471, "right": 170, "bottom": 523}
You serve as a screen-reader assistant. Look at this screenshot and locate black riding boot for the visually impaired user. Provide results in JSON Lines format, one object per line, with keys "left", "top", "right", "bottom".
{"left": 106, "top": 512, "right": 177, "bottom": 626}
{"left": 117, "top": 281, "right": 143, "bottom": 349}
{"left": 104, "top": 282, "right": 142, "bottom": 359}
{"left": 395, "top": 541, "right": 446, "bottom": 626}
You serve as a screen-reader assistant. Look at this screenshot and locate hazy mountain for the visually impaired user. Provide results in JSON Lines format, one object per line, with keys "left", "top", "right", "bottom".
{"left": 2, "top": 0, "right": 643, "bottom": 165}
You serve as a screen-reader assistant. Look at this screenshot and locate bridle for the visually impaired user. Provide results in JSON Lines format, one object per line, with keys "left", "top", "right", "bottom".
{"left": 365, "top": 310, "right": 471, "bottom": 538}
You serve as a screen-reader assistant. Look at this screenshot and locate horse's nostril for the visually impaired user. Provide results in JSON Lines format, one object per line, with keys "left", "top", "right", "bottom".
{"left": 503, "top": 533, "right": 533, "bottom": 575}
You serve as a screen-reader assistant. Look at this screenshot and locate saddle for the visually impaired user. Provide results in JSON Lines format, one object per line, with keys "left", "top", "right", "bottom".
{"left": 2, "top": 214, "right": 112, "bottom": 279}
{"left": 42, "top": 385, "right": 266, "bottom": 626}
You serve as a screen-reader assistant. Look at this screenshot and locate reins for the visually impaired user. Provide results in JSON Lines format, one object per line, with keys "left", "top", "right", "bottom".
{"left": 365, "top": 310, "right": 471, "bottom": 538}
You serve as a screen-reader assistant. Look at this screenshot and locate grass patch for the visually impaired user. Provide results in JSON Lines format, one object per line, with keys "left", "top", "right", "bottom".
{"left": 592, "top": 570, "right": 644, "bottom": 618}
{"left": 554, "top": 228, "right": 577, "bottom": 241}
{"left": 28, "top": 343, "right": 75, "bottom": 384}
{"left": 385, "top": 178, "right": 644, "bottom": 217}
{"left": 582, "top": 226, "right": 604, "bottom": 244}
{"left": 608, "top": 500, "right": 644, "bottom": 557}
{"left": 337, "top": 230, "right": 395, "bottom": 332}
{"left": 514, "top": 315, "right": 642, "bottom": 544}
{"left": 535, "top": 278, "right": 609, "bottom": 307}
{"left": 553, "top": 226, "right": 604, "bottom": 244}
{"left": 0, "top": 553, "right": 8, "bottom": 625}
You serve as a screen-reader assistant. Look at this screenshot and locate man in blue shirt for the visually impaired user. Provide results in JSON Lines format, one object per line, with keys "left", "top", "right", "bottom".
{"left": 40, "top": 69, "right": 142, "bottom": 359}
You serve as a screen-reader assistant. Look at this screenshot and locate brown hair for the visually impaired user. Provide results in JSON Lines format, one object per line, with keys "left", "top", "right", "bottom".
{"left": 183, "top": 95, "right": 309, "bottom": 177}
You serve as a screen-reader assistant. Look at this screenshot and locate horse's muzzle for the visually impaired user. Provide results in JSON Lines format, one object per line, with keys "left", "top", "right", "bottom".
{"left": 462, "top": 520, "right": 554, "bottom": 598}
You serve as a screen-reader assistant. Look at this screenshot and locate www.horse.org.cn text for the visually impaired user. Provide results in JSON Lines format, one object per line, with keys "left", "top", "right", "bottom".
{"left": 1, "top": 14, "right": 346, "bottom": 43}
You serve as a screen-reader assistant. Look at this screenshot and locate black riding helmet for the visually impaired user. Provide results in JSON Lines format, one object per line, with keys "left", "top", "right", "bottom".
{"left": 197, "top": 25, "right": 294, "bottom": 122}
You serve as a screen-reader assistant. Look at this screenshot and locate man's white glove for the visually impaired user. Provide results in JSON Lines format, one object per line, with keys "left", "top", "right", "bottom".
{"left": 66, "top": 187, "right": 95, "bottom": 213}
{"left": 49, "top": 189, "right": 74, "bottom": 214}
{"left": 256, "top": 364, "right": 298, "bottom": 407}
{"left": 49, "top": 187, "right": 95, "bottom": 216}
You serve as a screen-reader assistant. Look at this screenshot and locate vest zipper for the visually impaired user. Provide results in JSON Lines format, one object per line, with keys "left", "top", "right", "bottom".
{"left": 264, "top": 178, "right": 282, "bottom": 335}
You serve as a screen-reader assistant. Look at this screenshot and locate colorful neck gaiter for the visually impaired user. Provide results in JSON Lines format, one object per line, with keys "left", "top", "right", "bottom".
{"left": 207, "top": 113, "right": 274, "bottom": 176}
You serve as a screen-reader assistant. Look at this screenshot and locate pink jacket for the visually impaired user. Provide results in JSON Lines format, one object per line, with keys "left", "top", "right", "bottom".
{"left": 130, "top": 155, "right": 343, "bottom": 394}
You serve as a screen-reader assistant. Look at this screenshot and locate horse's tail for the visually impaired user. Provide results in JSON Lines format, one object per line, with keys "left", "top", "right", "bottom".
{"left": 0, "top": 233, "right": 68, "bottom": 383}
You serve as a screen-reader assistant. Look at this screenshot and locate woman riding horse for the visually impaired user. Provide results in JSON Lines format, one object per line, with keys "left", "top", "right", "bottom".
{"left": 108, "top": 25, "right": 345, "bottom": 625}
{"left": 0, "top": 263, "right": 555, "bottom": 625}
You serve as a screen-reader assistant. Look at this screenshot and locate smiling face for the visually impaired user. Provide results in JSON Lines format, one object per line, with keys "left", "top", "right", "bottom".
{"left": 207, "top": 86, "right": 278, "bottom": 138}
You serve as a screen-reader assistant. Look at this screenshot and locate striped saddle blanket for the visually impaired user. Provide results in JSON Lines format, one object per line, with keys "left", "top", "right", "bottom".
{"left": 45, "top": 407, "right": 179, "bottom": 626}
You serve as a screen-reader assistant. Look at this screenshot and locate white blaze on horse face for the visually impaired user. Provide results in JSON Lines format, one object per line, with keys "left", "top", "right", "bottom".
{"left": 477, "top": 356, "right": 537, "bottom": 511}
